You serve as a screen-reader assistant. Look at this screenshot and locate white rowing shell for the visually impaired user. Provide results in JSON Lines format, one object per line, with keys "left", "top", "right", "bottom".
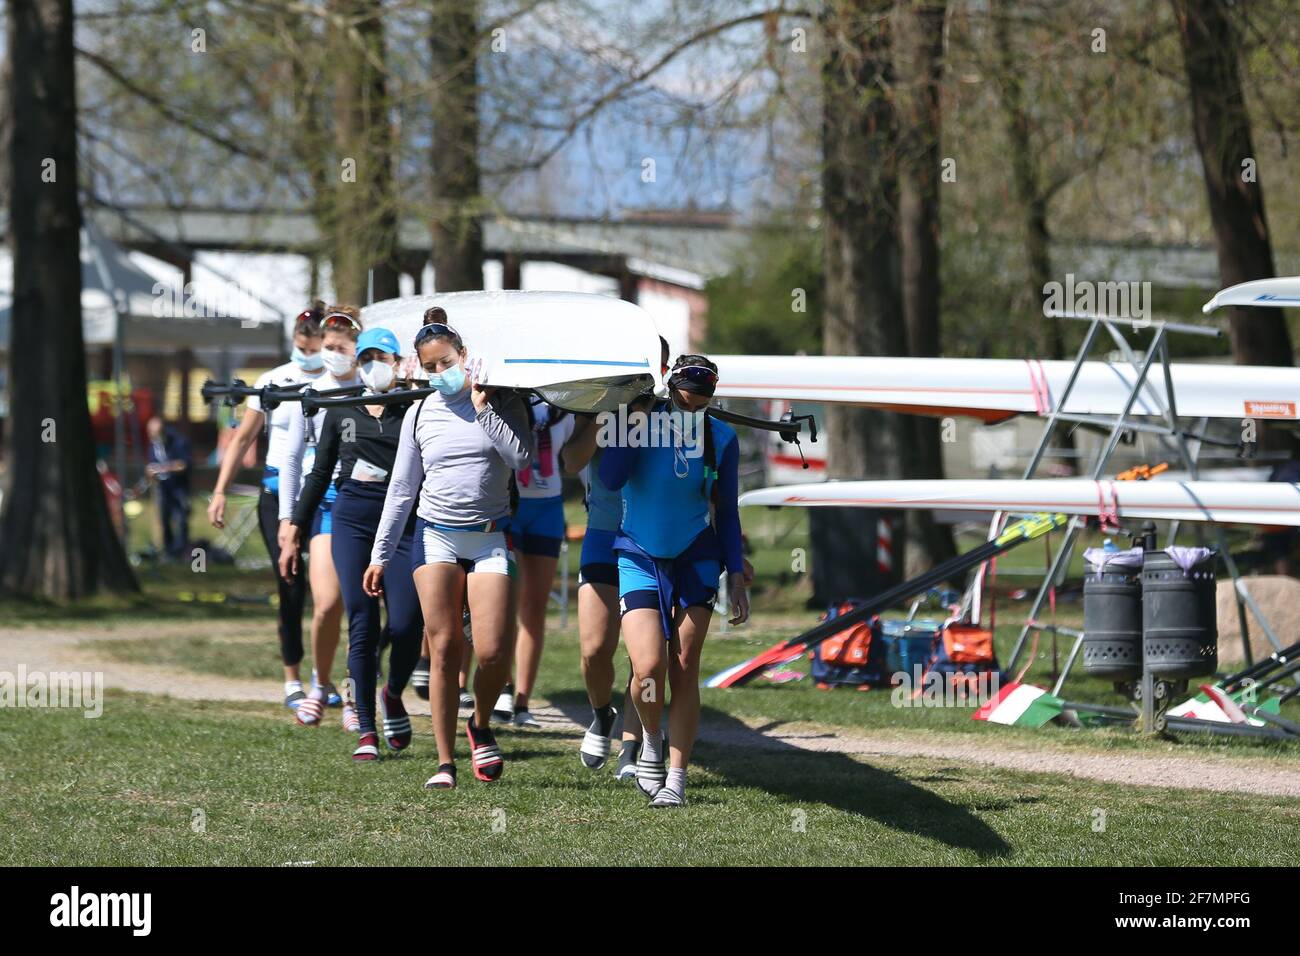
{"left": 711, "top": 354, "right": 1300, "bottom": 422}
{"left": 739, "top": 479, "right": 1300, "bottom": 527}
{"left": 360, "top": 291, "right": 663, "bottom": 413}
{"left": 1203, "top": 276, "right": 1300, "bottom": 313}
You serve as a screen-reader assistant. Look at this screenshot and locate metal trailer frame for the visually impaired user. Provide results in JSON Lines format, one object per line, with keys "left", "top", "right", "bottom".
{"left": 990, "top": 311, "right": 1294, "bottom": 736}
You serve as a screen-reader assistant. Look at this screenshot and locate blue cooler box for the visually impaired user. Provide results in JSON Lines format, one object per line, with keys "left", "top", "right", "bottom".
{"left": 881, "top": 619, "right": 943, "bottom": 677}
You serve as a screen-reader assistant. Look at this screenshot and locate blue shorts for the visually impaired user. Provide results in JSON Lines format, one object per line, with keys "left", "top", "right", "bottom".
{"left": 617, "top": 550, "right": 720, "bottom": 614}
{"left": 501, "top": 496, "right": 565, "bottom": 557}
{"left": 308, "top": 483, "right": 338, "bottom": 539}
{"left": 579, "top": 528, "right": 619, "bottom": 587}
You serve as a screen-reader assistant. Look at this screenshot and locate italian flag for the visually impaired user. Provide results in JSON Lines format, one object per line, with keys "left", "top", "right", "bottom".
{"left": 972, "top": 682, "right": 1063, "bottom": 728}
{"left": 1168, "top": 685, "right": 1281, "bottom": 725}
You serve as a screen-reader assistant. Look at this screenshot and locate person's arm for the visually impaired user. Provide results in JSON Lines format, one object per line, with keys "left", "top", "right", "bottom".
{"left": 559, "top": 414, "right": 597, "bottom": 474}
{"left": 293, "top": 409, "right": 342, "bottom": 528}
{"left": 474, "top": 389, "right": 532, "bottom": 470}
{"left": 170, "top": 435, "right": 192, "bottom": 473}
{"left": 208, "top": 406, "right": 264, "bottom": 527}
{"left": 597, "top": 442, "right": 636, "bottom": 491}
{"left": 278, "top": 404, "right": 307, "bottom": 522}
{"left": 370, "top": 404, "right": 422, "bottom": 569}
{"left": 714, "top": 433, "right": 744, "bottom": 576}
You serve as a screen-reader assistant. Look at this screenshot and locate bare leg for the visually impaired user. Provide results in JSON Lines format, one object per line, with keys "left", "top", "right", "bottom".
{"left": 468, "top": 571, "right": 516, "bottom": 729}
{"left": 513, "top": 551, "right": 558, "bottom": 710}
{"left": 579, "top": 582, "right": 620, "bottom": 709}
{"left": 622, "top": 608, "right": 668, "bottom": 735}
{"left": 666, "top": 605, "right": 713, "bottom": 770}
{"left": 308, "top": 533, "right": 343, "bottom": 685}
{"left": 413, "top": 563, "right": 466, "bottom": 766}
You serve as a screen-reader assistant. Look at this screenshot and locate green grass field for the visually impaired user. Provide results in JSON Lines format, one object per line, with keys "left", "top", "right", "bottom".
{"left": 4, "top": 692, "right": 1299, "bottom": 866}
{"left": 3, "top": 500, "right": 1299, "bottom": 866}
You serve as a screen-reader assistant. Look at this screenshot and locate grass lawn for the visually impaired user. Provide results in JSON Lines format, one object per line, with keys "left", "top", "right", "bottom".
{"left": 4, "top": 692, "right": 1299, "bottom": 866}
{"left": 4, "top": 497, "right": 1298, "bottom": 866}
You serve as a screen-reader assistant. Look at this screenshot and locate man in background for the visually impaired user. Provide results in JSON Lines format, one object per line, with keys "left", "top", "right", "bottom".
{"left": 146, "top": 416, "right": 192, "bottom": 561}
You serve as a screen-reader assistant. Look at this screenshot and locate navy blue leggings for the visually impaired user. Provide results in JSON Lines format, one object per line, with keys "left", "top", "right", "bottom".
{"left": 330, "top": 480, "right": 422, "bottom": 736}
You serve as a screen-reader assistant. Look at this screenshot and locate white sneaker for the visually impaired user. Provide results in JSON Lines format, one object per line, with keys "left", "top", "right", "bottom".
{"left": 458, "top": 690, "right": 474, "bottom": 709}
{"left": 512, "top": 709, "right": 541, "bottom": 729}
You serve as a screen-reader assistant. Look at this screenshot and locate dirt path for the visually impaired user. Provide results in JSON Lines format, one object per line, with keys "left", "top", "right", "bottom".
{"left": 5, "top": 623, "right": 1300, "bottom": 799}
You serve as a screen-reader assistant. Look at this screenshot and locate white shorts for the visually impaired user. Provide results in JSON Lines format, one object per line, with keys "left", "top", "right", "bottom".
{"left": 413, "top": 518, "right": 513, "bottom": 577}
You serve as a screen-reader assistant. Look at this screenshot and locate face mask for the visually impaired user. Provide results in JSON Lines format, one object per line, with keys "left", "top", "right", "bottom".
{"left": 321, "top": 349, "right": 354, "bottom": 377}
{"left": 292, "top": 346, "right": 323, "bottom": 372}
{"left": 359, "top": 360, "right": 394, "bottom": 392}
{"left": 428, "top": 363, "right": 467, "bottom": 396}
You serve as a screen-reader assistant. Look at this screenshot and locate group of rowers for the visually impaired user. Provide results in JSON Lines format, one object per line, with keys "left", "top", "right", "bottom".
{"left": 207, "top": 304, "right": 749, "bottom": 807}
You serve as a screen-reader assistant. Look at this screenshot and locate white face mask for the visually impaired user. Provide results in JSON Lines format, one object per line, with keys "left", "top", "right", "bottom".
{"left": 321, "top": 349, "right": 354, "bottom": 377}
{"left": 359, "top": 360, "right": 394, "bottom": 392}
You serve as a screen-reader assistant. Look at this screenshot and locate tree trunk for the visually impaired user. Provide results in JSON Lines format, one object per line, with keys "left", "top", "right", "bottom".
{"left": 896, "top": 0, "right": 955, "bottom": 575}
{"left": 326, "top": 0, "right": 400, "bottom": 305}
{"left": 1172, "top": 0, "right": 1292, "bottom": 366}
{"left": 991, "top": 0, "right": 1062, "bottom": 362}
{"left": 430, "top": 0, "right": 484, "bottom": 292}
{"left": 822, "top": 0, "right": 909, "bottom": 573}
{"left": 1, "top": 0, "right": 137, "bottom": 597}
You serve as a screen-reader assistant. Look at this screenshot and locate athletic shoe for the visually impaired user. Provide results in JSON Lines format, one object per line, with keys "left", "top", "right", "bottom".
{"left": 649, "top": 785, "right": 686, "bottom": 809}
{"left": 380, "top": 687, "right": 412, "bottom": 751}
{"left": 412, "top": 658, "right": 431, "bottom": 701}
{"left": 458, "top": 689, "right": 474, "bottom": 710}
{"left": 580, "top": 708, "right": 618, "bottom": 770}
{"left": 492, "top": 684, "right": 514, "bottom": 723}
{"left": 616, "top": 741, "right": 639, "bottom": 781}
{"left": 285, "top": 689, "right": 307, "bottom": 710}
{"left": 425, "top": 763, "right": 457, "bottom": 790}
{"left": 319, "top": 682, "right": 343, "bottom": 707}
{"left": 341, "top": 703, "right": 361, "bottom": 734}
{"left": 353, "top": 733, "right": 379, "bottom": 762}
{"left": 466, "top": 717, "right": 504, "bottom": 782}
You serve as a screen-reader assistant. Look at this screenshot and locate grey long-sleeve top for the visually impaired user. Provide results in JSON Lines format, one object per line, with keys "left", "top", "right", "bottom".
{"left": 370, "top": 386, "right": 532, "bottom": 567}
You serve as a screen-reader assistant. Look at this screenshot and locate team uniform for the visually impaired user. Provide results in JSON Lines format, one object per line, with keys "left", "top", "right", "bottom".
{"left": 599, "top": 406, "right": 744, "bottom": 639}
{"left": 277, "top": 370, "right": 361, "bottom": 532}
{"left": 246, "top": 361, "right": 321, "bottom": 670}
{"left": 578, "top": 444, "right": 621, "bottom": 587}
{"left": 501, "top": 403, "right": 575, "bottom": 557}
{"left": 293, "top": 399, "right": 422, "bottom": 755}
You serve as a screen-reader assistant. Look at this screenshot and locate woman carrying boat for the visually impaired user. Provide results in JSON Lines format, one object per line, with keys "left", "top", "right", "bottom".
{"left": 207, "top": 306, "right": 324, "bottom": 709}
{"left": 560, "top": 336, "right": 669, "bottom": 774}
{"left": 599, "top": 354, "right": 749, "bottom": 807}
{"left": 279, "top": 326, "right": 423, "bottom": 760}
{"left": 493, "top": 399, "right": 578, "bottom": 728}
{"left": 363, "top": 317, "right": 532, "bottom": 790}
{"left": 277, "top": 308, "right": 363, "bottom": 727}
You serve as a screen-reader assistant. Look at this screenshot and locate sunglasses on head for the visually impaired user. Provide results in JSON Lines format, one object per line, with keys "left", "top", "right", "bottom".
{"left": 322, "top": 312, "right": 361, "bottom": 333}
{"left": 415, "top": 322, "right": 460, "bottom": 345}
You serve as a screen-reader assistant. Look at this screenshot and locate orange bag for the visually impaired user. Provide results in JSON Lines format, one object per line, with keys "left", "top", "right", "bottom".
{"left": 940, "top": 625, "right": 995, "bottom": 665}
{"left": 818, "top": 620, "right": 875, "bottom": 667}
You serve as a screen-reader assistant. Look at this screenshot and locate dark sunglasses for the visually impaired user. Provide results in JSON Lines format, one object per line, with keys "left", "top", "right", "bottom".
{"left": 415, "top": 321, "right": 460, "bottom": 345}
{"left": 671, "top": 364, "right": 719, "bottom": 387}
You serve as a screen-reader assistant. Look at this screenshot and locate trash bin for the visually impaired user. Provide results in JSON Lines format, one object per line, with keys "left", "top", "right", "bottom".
{"left": 1082, "top": 546, "right": 1143, "bottom": 680}
{"left": 1142, "top": 547, "right": 1218, "bottom": 679}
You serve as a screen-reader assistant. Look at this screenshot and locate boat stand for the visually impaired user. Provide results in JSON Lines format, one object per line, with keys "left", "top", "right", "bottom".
{"left": 993, "top": 312, "right": 1290, "bottom": 734}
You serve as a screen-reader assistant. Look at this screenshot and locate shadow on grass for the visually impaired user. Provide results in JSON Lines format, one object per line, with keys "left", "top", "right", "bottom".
{"left": 544, "top": 689, "right": 1011, "bottom": 858}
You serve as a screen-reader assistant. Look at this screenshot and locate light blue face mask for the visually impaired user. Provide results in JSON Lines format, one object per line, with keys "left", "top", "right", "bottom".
{"left": 427, "top": 363, "right": 467, "bottom": 396}
{"left": 292, "top": 346, "right": 324, "bottom": 372}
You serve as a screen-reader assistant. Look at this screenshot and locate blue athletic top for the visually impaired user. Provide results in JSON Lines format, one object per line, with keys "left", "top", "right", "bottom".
{"left": 583, "top": 446, "right": 623, "bottom": 533}
{"left": 598, "top": 406, "right": 743, "bottom": 575}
